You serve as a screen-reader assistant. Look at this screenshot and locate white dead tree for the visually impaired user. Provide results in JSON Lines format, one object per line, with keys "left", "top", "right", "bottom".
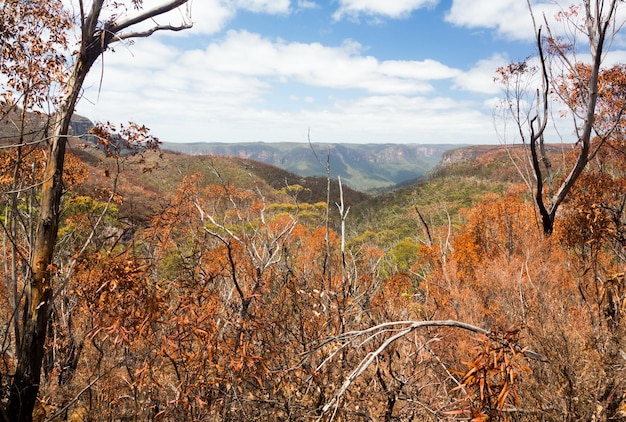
{"left": 314, "top": 320, "right": 546, "bottom": 420}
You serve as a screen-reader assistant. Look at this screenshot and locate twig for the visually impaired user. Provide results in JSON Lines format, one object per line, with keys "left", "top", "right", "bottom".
{"left": 315, "top": 320, "right": 546, "bottom": 419}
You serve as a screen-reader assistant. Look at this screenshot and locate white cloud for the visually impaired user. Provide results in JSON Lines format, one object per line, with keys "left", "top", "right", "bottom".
{"left": 195, "top": 30, "right": 455, "bottom": 94}
{"left": 76, "top": 30, "right": 497, "bottom": 144}
{"left": 307, "top": 96, "right": 495, "bottom": 143}
{"left": 234, "top": 0, "right": 290, "bottom": 14}
{"left": 297, "top": 0, "right": 318, "bottom": 10}
{"left": 185, "top": 0, "right": 236, "bottom": 35}
{"left": 444, "top": 0, "right": 626, "bottom": 45}
{"left": 453, "top": 54, "right": 509, "bottom": 94}
{"left": 380, "top": 59, "right": 461, "bottom": 80}
{"left": 333, "top": 0, "right": 438, "bottom": 20}
{"left": 445, "top": 0, "right": 566, "bottom": 41}
{"left": 155, "top": 94, "right": 495, "bottom": 144}
{"left": 184, "top": 0, "right": 290, "bottom": 35}
{"left": 101, "top": 38, "right": 180, "bottom": 70}
{"left": 601, "top": 49, "right": 626, "bottom": 67}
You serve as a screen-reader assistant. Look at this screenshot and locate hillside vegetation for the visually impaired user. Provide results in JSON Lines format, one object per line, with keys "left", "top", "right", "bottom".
{"left": 73, "top": 141, "right": 370, "bottom": 227}
{"left": 162, "top": 141, "right": 455, "bottom": 192}
{"left": 5, "top": 131, "right": 625, "bottom": 420}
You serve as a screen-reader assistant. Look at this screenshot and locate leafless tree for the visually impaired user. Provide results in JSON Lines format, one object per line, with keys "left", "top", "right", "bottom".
{"left": 498, "top": 0, "right": 626, "bottom": 235}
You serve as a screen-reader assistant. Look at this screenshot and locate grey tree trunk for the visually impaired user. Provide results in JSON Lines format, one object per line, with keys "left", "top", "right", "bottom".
{"left": 4, "top": 1, "right": 191, "bottom": 419}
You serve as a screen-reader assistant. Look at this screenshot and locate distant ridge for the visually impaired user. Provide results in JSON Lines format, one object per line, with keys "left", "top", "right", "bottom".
{"left": 0, "top": 107, "right": 460, "bottom": 192}
{"left": 161, "top": 141, "right": 461, "bottom": 192}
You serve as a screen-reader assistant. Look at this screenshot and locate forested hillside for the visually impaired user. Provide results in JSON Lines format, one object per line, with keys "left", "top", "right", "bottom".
{"left": 4, "top": 127, "right": 626, "bottom": 420}
{"left": 2, "top": 1, "right": 626, "bottom": 422}
{"left": 161, "top": 142, "right": 453, "bottom": 192}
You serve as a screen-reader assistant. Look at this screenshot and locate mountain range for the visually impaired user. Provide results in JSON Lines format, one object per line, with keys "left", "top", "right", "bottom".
{"left": 161, "top": 141, "right": 460, "bottom": 192}
{"left": 0, "top": 109, "right": 465, "bottom": 192}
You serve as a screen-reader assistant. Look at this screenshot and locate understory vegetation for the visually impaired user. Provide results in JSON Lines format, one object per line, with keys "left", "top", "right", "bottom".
{"left": 3, "top": 137, "right": 626, "bottom": 420}
{"left": 2, "top": 1, "right": 626, "bottom": 420}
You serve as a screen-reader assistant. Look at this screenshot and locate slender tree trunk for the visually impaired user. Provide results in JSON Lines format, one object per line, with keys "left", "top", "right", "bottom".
{"left": 6, "top": 38, "right": 100, "bottom": 422}
{"left": 3, "top": 2, "right": 190, "bottom": 419}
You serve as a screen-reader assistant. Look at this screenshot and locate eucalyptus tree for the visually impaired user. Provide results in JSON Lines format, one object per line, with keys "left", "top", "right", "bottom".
{"left": 0, "top": 1, "right": 192, "bottom": 420}
{"left": 498, "top": 0, "right": 626, "bottom": 235}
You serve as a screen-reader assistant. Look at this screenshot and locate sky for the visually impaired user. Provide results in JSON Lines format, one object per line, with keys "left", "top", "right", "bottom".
{"left": 71, "top": 0, "right": 626, "bottom": 145}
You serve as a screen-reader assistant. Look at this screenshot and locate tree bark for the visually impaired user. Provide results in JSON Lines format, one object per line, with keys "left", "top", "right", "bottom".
{"left": 6, "top": 29, "right": 103, "bottom": 422}
{"left": 5, "top": 1, "right": 191, "bottom": 419}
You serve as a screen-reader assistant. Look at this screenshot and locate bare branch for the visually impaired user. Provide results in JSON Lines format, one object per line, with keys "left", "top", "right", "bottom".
{"left": 114, "top": 21, "right": 192, "bottom": 41}
{"left": 320, "top": 326, "right": 413, "bottom": 418}
{"left": 315, "top": 320, "right": 546, "bottom": 419}
{"left": 108, "top": 0, "right": 190, "bottom": 35}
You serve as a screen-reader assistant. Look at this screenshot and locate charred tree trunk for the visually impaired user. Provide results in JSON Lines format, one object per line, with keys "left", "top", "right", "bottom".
{"left": 3, "top": 2, "right": 190, "bottom": 419}
{"left": 6, "top": 33, "right": 103, "bottom": 422}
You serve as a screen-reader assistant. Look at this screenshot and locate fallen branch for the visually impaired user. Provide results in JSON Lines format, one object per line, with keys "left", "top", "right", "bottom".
{"left": 315, "top": 320, "right": 546, "bottom": 420}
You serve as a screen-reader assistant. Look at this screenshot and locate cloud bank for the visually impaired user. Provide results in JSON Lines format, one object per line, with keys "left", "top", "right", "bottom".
{"left": 73, "top": 0, "right": 621, "bottom": 145}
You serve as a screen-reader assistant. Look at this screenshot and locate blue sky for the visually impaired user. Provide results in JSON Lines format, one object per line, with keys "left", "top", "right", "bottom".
{"left": 72, "top": 0, "right": 626, "bottom": 144}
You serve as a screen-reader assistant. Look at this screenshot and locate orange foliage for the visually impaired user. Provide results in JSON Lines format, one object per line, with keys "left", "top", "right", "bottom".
{"left": 371, "top": 273, "right": 415, "bottom": 318}
{"left": 4, "top": 130, "right": 625, "bottom": 420}
{"left": 453, "top": 188, "right": 537, "bottom": 282}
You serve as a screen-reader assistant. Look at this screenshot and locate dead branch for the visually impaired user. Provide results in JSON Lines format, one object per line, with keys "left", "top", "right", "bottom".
{"left": 314, "top": 319, "right": 546, "bottom": 419}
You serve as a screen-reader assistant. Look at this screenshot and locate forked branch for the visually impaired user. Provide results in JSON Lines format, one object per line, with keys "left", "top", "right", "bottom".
{"left": 314, "top": 320, "right": 546, "bottom": 419}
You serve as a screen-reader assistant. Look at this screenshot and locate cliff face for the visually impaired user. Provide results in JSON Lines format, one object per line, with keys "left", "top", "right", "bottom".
{"left": 69, "top": 114, "right": 94, "bottom": 137}
{"left": 0, "top": 108, "right": 95, "bottom": 145}
{"left": 161, "top": 142, "right": 460, "bottom": 192}
{"left": 439, "top": 145, "right": 507, "bottom": 166}
{"left": 333, "top": 144, "right": 442, "bottom": 163}
{"left": 439, "top": 143, "right": 574, "bottom": 167}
